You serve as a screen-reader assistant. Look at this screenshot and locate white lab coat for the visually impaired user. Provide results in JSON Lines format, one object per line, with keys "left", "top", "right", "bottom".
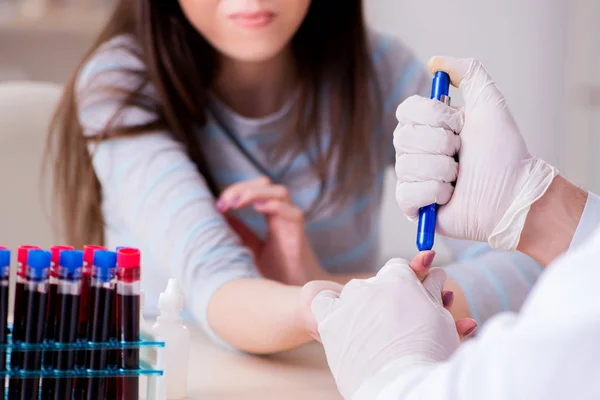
{"left": 355, "top": 193, "right": 600, "bottom": 400}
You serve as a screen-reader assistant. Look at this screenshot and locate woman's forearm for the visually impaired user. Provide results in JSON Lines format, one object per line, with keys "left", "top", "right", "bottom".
{"left": 207, "top": 278, "right": 312, "bottom": 354}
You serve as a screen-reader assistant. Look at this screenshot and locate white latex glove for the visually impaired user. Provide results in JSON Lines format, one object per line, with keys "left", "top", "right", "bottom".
{"left": 311, "top": 259, "right": 460, "bottom": 399}
{"left": 394, "top": 57, "right": 558, "bottom": 250}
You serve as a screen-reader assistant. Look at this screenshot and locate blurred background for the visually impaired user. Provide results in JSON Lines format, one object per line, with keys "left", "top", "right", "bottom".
{"left": 0, "top": 0, "right": 598, "bottom": 260}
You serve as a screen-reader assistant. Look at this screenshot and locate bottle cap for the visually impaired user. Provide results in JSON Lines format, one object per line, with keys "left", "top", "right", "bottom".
{"left": 18, "top": 245, "right": 41, "bottom": 264}
{"left": 0, "top": 248, "right": 9, "bottom": 278}
{"left": 17, "top": 245, "right": 41, "bottom": 276}
{"left": 51, "top": 245, "right": 74, "bottom": 265}
{"left": 93, "top": 250, "right": 116, "bottom": 282}
{"left": 50, "top": 245, "right": 74, "bottom": 275}
{"left": 0, "top": 249, "right": 10, "bottom": 268}
{"left": 117, "top": 248, "right": 141, "bottom": 268}
{"left": 158, "top": 279, "right": 184, "bottom": 315}
{"left": 26, "top": 249, "right": 51, "bottom": 280}
{"left": 84, "top": 245, "right": 107, "bottom": 267}
{"left": 59, "top": 250, "right": 84, "bottom": 278}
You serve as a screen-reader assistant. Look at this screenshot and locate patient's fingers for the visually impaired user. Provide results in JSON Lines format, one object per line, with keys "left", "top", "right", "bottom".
{"left": 409, "top": 250, "right": 436, "bottom": 281}
{"left": 455, "top": 318, "right": 477, "bottom": 341}
{"left": 254, "top": 200, "right": 303, "bottom": 222}
{"left": 442, "top": 290, "right": 454, "bottom": 309}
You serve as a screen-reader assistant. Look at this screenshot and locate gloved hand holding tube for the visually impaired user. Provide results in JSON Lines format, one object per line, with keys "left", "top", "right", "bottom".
{"left": 415, "top": 71, "right": 452, "bottom": 251}
{"left": 394, "top": 57, "right": 558, "bottom": 251}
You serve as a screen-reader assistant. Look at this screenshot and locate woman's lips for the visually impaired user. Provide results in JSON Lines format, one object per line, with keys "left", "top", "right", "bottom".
{"left": 228, "top": 10, "right": 275, "bottom": 29}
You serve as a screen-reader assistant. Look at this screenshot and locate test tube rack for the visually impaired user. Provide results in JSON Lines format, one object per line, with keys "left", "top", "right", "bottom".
{"left": 0, "top": 328, "right": 165, "bottom": 399}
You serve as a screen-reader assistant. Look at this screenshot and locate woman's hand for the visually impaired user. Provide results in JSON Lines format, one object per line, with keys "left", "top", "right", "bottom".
{"left": 218, "top": 176, "right": 328, "bottom": 285}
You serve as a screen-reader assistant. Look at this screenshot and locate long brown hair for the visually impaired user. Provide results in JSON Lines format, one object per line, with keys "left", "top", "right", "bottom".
{"left": 47, "top": 0, "right": 379, "bottom": 248}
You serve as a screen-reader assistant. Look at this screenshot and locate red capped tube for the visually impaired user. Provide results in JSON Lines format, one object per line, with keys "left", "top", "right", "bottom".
{"left": 12, "top": 245, "right": 41, "bottom": 374}
{"left": 50, "top": 245, "right": 74, "bottom": 278}
{"left": 76, "top": 245, "right": 107, "bottom": 373}
{"left": 83, "top": 245, "right": 106, "bottom": 277}
{"left": 17, "top": 245, "right": 41, "bottom": 278}
{"left": 115, "top": 247, "right": 141, "bottom": 400}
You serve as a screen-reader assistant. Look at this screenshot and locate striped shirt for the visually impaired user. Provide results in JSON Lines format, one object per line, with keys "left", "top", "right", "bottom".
{"left": 76, "top": 30, "right": 543, "bottom": 346}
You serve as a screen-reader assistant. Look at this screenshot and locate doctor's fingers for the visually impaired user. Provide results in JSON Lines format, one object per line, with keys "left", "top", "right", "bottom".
{"left": 394, "top": 124, "right": 460, "bottom": 157}
{"left": 422, "top": 268, "right": 448, "bottom": 305}
{"left": 339, "top": 260, "right": 415, "bottom": 302}
{"left": 311, "top": 290, "right": 340, "bottom": 324}
{"left": 395, "top": 154, "right": 458, "bottom": 185}
{"left": 396, "top": 180, "right": 454, "bottom": 220}
{"left": 395, "top": 95, "right": 464, "bottom": 132}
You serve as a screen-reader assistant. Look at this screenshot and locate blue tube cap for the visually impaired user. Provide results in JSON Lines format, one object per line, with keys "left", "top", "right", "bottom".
{"left": 0, "top": 249, "right": 10, "bottom": 268}
{"left": 59, "top": 250, "right": 84, "bottom": 279}
{"left": 93, "top": 250, "right": 117, "bottom": 282}
{"left": 0, "top": 249, "right": 10, "bottom": 278}
{"left": 27, "top": 249, "right": 51, "bottom": 280}
{"left": 430, "top": 71, "right": 450, "bottom": 100}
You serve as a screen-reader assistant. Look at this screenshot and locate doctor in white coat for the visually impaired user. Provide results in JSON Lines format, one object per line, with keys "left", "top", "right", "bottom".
{"left": 308, "top": 57, "right": 600, "bottom": 400}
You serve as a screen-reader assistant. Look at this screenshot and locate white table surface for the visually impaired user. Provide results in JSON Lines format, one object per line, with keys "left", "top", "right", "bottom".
{"left": 145, "top": 326, "right": 342, "bottom": 400}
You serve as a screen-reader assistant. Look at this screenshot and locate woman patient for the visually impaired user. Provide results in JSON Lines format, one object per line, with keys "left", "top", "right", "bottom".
{"left": 47, "top": 0, "right": 542, "bottom": 353}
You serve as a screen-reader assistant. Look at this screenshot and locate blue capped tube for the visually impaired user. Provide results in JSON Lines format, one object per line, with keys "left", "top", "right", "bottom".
{"left": 416, "top": 71, "right": 451, "bottom": 251}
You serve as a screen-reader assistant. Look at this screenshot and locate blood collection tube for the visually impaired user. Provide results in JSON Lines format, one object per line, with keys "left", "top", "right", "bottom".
{"left": 76, "top": 245, "right": 106, "bottom": 367}
{"left": 43, "top": 245, "right": 74, "bottom": 374}
{"left": 12, "top": 245, "right": 41, "bottom": 348}
{"left": 80, "top": 250, "right": 116, "bottom": 400}
{"left": 8, "top": 249, "right": 51, "bottom": 400}
{"left": 41, "top": 249, "right": 83, "bottom": 400}
{"left": 0, "top": 248, "right": 10, "bottom": 374}
{"left": 9, "top": 245, "right": 41, "bottom": 396}
{"left": 106, "top": 249, "right": 124, "bottom": 399}
{"left": 115, "top": 248, "right": 141, "bottom": 400}
{"left": 73, "top": 245, "right": 106, "bottom": 398}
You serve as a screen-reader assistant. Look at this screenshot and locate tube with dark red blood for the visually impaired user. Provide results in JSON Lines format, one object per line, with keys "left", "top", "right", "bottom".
{"left": 8, "top": 249, "right": 51, "bottom": 400}
{"left": 9, "top": 245, "right": 41, "bottom": 397}
{"left": 12, "top": 245, "right": 41, "bottom": 349}
{"left": 41, "top": 249, "right": 83, "bottom": 400}
{"left": 43, "top": 245, "right": 74, "bottom": 374}
{"left": 76, "top": 245, "right": 106, "bottom": 368}
{"left": 0, "top": 247, "right": 10, "bottom": 375}
{"left": 115, "top": 248, "right": 141, "bottom": 400}
{"left": 83, "top": 250, "right": 116, "bottom": 400}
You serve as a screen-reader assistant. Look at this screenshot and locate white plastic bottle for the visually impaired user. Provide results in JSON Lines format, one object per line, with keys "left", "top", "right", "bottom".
{"left": 152, "top": 279, "right": 190, "bottom": 399}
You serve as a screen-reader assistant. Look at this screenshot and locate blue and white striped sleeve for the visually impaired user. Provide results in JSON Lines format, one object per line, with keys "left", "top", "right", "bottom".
{"left": 75, "top": 36, "right": 261, "bottom": 347}
{"left": 368, "top": 31, "right": 431, "bottom": 163}
{"left": 442, "top": 238, "right": 543, "bottom": 326}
